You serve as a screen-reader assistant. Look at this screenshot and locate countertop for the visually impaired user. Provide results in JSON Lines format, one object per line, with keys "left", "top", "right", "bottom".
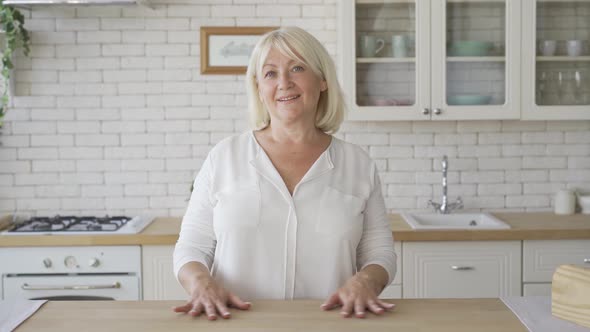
{"left": 1, "top": 212, "right": 590, "bottom": 247}
{"left": 16, "top": 299, "right": 527, "bottom": 332}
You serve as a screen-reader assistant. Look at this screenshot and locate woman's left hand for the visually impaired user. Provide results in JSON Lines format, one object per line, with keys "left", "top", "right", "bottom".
{"left": 321, "top": 271, "right": 395, "bottom": 318}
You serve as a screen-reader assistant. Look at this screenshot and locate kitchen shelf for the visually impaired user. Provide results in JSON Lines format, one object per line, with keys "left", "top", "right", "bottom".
{"left": 537, "top": 56, "right": 590, "bottom": 62}
{"left": 446, "top": 56, "right": 505, "bottom": 62}
{"left": 356, "top": 57, "right": 415, "bottom": 63}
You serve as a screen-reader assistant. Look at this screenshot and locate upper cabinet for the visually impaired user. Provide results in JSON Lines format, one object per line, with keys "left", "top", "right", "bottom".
{"left": 522, "top": 0, "right": 590, "bottom": 120}
{"left": 340, "top": 0, "right": 521, "bottom": 121}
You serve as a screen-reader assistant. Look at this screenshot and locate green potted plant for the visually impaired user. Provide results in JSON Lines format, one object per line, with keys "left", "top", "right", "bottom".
{"left": 0, "top": 3, "right": 31, "bottom": 128}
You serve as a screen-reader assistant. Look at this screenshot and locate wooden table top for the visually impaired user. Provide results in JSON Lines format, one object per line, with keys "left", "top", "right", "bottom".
{"left": 1, "top": 212, "right": 590, "bottom": 246}
{"left": 16, "top": 299, "right": 527, "bottom": 332}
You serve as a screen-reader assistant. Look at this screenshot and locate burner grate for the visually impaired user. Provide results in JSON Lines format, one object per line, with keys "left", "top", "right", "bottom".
{"left": 10, "top": 215, "right": 132, "bottom": 233}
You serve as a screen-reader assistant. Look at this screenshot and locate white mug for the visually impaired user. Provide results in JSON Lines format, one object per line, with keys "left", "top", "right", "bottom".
{"left": 567, "top": 40, "right": 583, "bottom": 56}
{"left": 539, "top": 40, "right": 557, "bottom": 56}
{"left": 392, "top": 35, "right": 408, "bottom": 58}
{"left": 359, "top": 35, "right": 385, "bottom": 58}
{"left": 555, "top": 189, "right": 576, "bottom": 215}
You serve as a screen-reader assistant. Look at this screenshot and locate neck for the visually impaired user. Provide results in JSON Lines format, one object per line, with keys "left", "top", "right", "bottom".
{"left": 262, "top": 122, "right": 326, "bottom": 145}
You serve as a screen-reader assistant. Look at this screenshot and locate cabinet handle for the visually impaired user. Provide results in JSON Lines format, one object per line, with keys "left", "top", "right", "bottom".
{"left": 584, "top": 258, "right": 590, "bottom": 264}
{"left": 422, "top": 108, "right": 430, "bottom": 115}
{"left": 433, "top": 108, "right": 442, "bottom": 115}
{"left": 451, "top": 266, "right": 473, "bottom": 271}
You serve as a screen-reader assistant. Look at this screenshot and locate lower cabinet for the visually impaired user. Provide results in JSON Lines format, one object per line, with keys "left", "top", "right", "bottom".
{"left": 402, "top": 241, "right": 522, "bottom": 299}
{"left": 522, "top": 239, "right": 590, "bottom": 297}
{"left": 142, "top": 240, "right": 588, "bottom": 300}
{"left": 142, "top": 245, "right": 187, "bottom": 300}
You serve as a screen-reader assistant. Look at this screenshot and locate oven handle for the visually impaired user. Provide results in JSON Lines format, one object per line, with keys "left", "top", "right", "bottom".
{"left": 21, "top": 282, "right": 121, "bottom": 291}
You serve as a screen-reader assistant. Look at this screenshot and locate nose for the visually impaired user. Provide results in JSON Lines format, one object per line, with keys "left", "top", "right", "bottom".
{"left": 277, "top": 71, "right": 292, "bottom": 90}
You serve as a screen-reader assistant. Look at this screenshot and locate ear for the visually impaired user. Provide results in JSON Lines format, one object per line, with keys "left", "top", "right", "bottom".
{"left": 320, "top": 80, "right": 328, "bottom": 92}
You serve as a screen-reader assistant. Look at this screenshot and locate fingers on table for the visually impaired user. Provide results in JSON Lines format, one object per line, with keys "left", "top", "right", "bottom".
{"left": 172, "top": 302, "right": 192, "bottom": 313}
{"left": 189, "top": 303, "right": 204, "bottom": 317}
{"left": 367, "top": 300, "right": 385, "bottom": 315}
{"left": 204, "top": 301, "right": 218, "bottom": 320}
{"left": 321, "top": 293, "right": 341, "bottom": 311}
{"left": 377, "top": 299, "right": 396, "bottom": 310}
{"left": 215, "top": 301, "right": 231, "bottom": 319}
{"left": 354, "top": 300, "right": 366, "bottom": 318}
{"left": 228, "top": 293, "right": 251, "bottom": 310}
{"left": 340, "top": 300, "right": 354, "bottom": 318}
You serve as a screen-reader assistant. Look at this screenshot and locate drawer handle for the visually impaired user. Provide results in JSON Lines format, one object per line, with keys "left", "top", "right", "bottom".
{"left": 584, "top": 258, "right": 590, "bottom": 264}
{"left": 451, "top": 266, "right": 474, "bottom": 271}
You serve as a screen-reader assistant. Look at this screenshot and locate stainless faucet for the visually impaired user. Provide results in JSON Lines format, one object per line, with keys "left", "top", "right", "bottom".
{"left": 428, "top": 155, "right": 463, "bottom": 214}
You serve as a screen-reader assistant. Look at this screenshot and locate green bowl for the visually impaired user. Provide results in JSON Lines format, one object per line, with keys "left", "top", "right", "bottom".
{"left": 447, "top": 94, "right": 492, "bottom": 105}
{"left": 448, "top": 41, "right": 493, "bottom": 56}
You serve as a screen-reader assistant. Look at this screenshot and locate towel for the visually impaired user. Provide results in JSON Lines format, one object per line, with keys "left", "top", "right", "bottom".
{"left": 0, "top": 300, "right": 47, "bottom": 332}
{"left": 501, "top": 296, "right": 590, "bottom": 332}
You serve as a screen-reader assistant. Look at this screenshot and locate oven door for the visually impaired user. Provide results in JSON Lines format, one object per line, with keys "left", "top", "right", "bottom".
{"left": 3, "top": 275, "right": 140, "bottom": 301}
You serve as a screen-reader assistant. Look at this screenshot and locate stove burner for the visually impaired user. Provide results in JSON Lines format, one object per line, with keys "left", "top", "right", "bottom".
{"left": 10, "top": 215, "right": 132, "bottom": 233}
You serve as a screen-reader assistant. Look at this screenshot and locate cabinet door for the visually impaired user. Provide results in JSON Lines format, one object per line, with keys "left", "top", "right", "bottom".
{"left": 523, "top": 240, "right": 590, "bottom": 282}
{"left": 340, "top": 0, "right": 431, "bottom": 120}
{"left": 403, "top": 241, "right": 521, "bottom": 298}
{"left": 431, "top": 0, "right": 521, "bottom": 120}
{"left": 142, "top": 245, "right": 187, "bottom": 300}
{"left": 379, "top": 284, "right": 402, "bottom": 299}
{"left": 522, "top": 0, "right": 590, "bottom": 120}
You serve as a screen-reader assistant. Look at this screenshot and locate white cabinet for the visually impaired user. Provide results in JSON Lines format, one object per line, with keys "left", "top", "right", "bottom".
{"left": 340, "top": 0, "right": 521, "bottom": 121}
{"left": 521, "top": 0, "right": 590, "bottom": 120}
{"left": 402, "top": 241, "right": 521, "bottom": 298}
{"left": 379, "top": 242, "right": 402, "bottom": 299}
{"left": 142, "top": 245, "right": 187, "bottom": 300}
{"left": 522, "top": 239, "right": 590, "bottom": 296}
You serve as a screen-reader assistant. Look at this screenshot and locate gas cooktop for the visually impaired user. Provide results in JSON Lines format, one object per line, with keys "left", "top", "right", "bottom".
{"left": 2, "top": 215, "right": 154, "bottom": 235}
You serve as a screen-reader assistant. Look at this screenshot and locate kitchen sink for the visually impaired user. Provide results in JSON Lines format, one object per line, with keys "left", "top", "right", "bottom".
{"left": 401, "top": 213, "right": 510, "bottom": 230}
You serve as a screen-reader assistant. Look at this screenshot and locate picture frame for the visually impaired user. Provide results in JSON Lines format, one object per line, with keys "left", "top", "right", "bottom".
{"left": 200, "top": 26, "right": 278, "bottom": 75}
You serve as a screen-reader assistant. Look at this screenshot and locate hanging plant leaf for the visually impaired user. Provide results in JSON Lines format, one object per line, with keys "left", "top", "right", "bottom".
{"left": 0, "top": 3, "right": 31, "bottom": 129}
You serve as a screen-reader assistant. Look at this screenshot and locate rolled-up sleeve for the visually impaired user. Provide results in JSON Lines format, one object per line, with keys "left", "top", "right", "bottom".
{"left": 356, "top": 165, "right": 397, "bottom": 285}
{"left": 173, "top": 154, "right": 217, "bottom": 281}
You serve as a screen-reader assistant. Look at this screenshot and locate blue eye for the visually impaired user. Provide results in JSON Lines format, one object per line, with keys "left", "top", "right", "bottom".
{"left": 264, "top": 71, "right": 275, "bottom": 78}
{"left": 292, "top": 66, "right": 304, "bottom": 72}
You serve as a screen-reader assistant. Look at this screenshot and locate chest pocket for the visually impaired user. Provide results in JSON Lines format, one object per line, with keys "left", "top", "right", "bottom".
{"left": 315, "top": 186, "right": 364, "bottom": 237}
{"left": 213, "top": 185, "right": 261, "bottom": 232}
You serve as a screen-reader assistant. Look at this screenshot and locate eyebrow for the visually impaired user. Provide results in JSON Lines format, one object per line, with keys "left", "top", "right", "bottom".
{"left": 262, "top": 59, "right": 299, "bottom": 68}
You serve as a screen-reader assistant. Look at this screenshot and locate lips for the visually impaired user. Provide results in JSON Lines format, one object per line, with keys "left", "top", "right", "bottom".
{"left": 277, "top": 95, "right": 301, "bottom": 102}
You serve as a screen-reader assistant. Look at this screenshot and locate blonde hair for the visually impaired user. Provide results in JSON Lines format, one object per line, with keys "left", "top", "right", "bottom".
{"left": 245, "top": 27, "right": 345, "bottom": 134}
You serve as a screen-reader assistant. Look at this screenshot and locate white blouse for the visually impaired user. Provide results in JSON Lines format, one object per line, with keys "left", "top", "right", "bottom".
{"left": 173, "top": 131, "right": 396, "bottom": 300}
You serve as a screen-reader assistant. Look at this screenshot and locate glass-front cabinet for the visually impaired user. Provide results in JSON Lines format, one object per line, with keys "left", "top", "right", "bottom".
{"left": 522, "top": 0, "right": 590, "bottom": 120}
{"left": 340, "top": 0, "right": 521, "bottom": 120}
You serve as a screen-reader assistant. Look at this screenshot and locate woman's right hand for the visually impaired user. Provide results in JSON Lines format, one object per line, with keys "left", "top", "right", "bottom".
{"left": 173, "top": 274, "right": 251, "bottom": 320}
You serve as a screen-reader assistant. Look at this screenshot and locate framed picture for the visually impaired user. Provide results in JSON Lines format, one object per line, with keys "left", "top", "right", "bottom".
{"left": 200, "top": 26, "right": 278, "bottom": 75}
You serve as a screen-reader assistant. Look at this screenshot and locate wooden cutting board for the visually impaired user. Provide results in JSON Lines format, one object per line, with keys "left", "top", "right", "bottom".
{"left": 552, "top": 264, "right": 590, "bottom": 328}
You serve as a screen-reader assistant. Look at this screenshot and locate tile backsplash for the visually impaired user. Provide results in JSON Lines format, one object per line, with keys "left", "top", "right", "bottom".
{"left": 0, "top": 1, "right": 589, "bottom": 216}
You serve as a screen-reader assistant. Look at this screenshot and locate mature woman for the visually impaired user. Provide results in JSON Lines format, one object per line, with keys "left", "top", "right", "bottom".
{"left": 173, "top": 27, "right": 396, "bottom": 320}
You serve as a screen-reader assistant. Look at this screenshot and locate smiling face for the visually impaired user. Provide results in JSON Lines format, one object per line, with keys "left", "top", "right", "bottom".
{"left": 257, "top": 48, "right": 327, "bottom": 128}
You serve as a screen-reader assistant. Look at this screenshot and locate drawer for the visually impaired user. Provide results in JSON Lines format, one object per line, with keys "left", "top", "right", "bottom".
{"left": 403, "top": 241, "right": 521, "bottom": 299}
{"left": 523, "top": 240, "right": 590, "bottom": 282}
{"left": 379, "top": 284, "right": 401, "bottom": 299}
{"left": 523, "top": 283, "right": 551, "bottom": 296}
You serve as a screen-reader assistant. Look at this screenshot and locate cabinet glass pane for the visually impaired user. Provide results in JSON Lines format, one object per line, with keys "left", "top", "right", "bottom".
{"left": 355, "top": 1, "right": 416, "bottom": 107}
{"left": 535, "top": 1, "right": 590, "bottom": 106}
{"left": 446, "top": 1, "right": 506, "bottom": 106}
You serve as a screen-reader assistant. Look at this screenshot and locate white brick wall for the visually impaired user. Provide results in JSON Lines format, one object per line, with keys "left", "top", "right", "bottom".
{"left": 1, "top": 1, "right": 589, "bottom": 216}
